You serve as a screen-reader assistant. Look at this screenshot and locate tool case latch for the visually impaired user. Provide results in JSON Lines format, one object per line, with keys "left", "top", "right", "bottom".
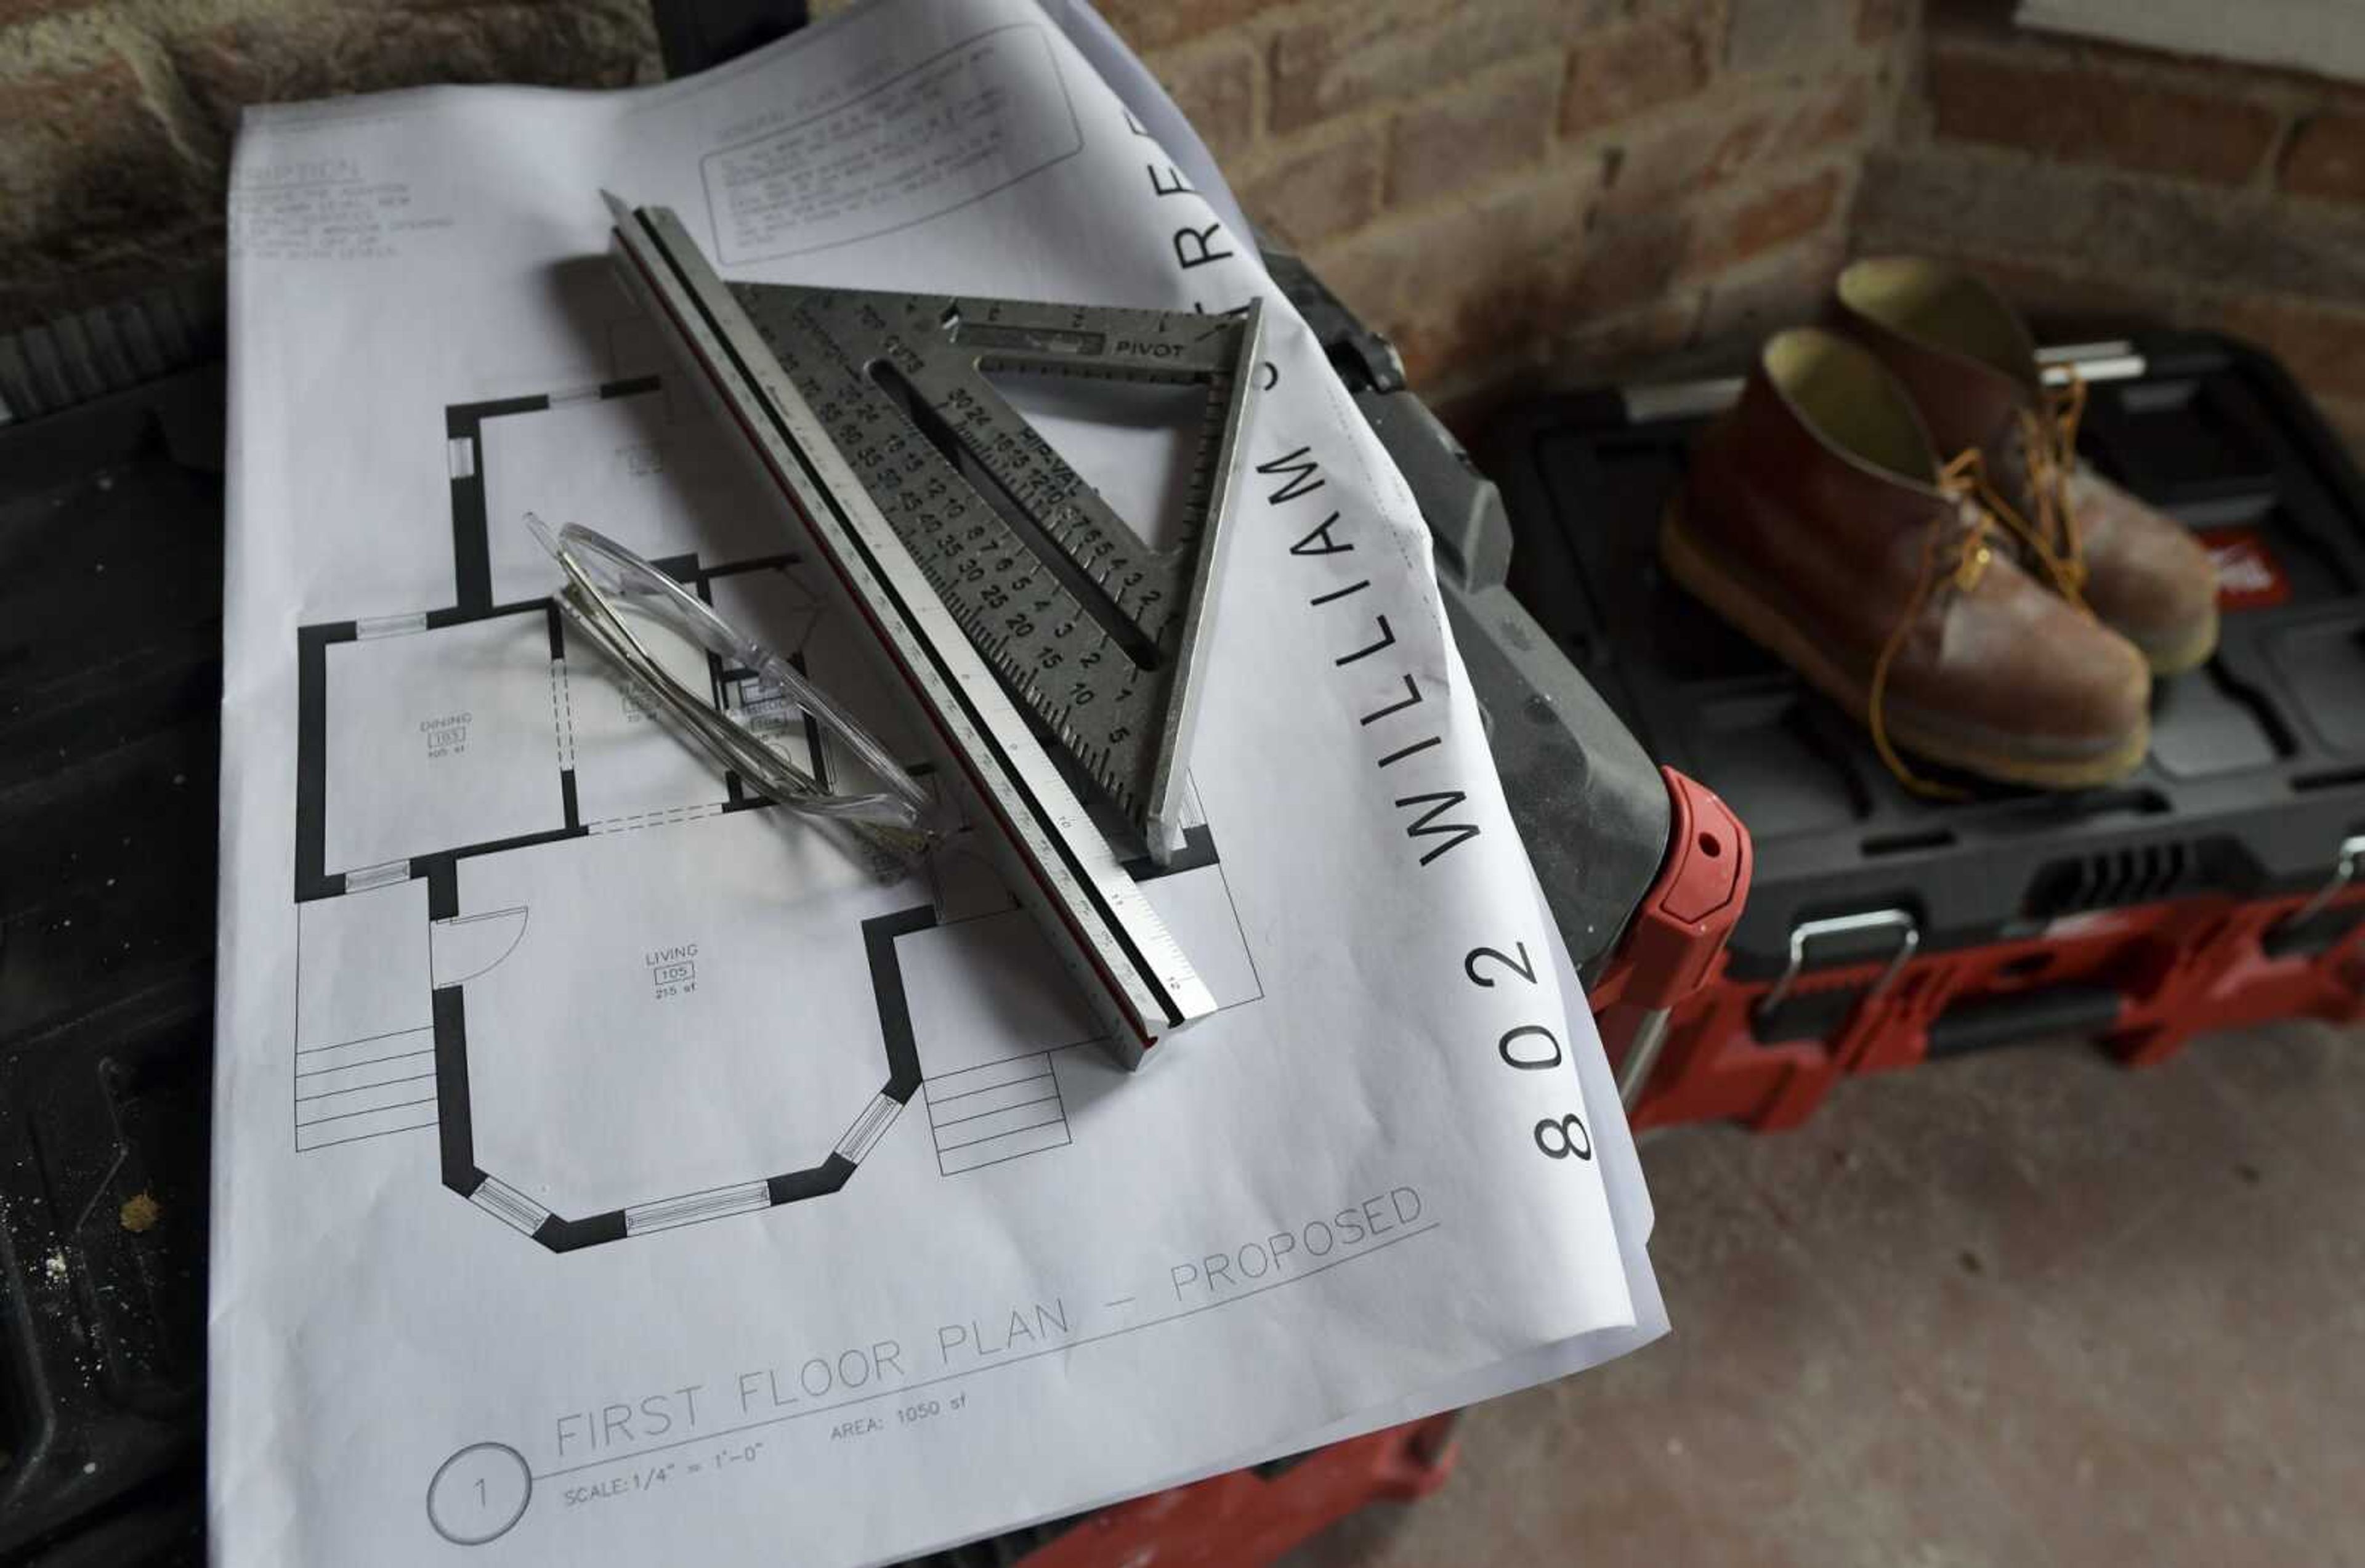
{"left": 1605, "top": 768, "right": 1751, "bottom": 1108}
{"left": 2279, "top": 833, "right": 2365, "bottom": 934}
{"left": 1754, "top": 908, "right": 1922, "bottom": 1025}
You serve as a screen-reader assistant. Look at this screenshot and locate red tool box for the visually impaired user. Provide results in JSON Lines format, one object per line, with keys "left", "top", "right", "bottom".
{"left": 1482, "top": 333, "right": 2365, "bottom": 1132}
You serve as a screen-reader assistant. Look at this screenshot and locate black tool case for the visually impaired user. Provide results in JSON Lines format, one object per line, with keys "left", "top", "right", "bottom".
{"left": 1, "top": 334, "right": 223, "bottom": 1562}
{"left": 1481, "top": 332, "right": 2365, "bottom": 1128}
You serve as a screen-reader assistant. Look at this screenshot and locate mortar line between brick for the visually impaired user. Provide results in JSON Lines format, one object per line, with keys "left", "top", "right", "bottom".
{"left": 1899, "top": 134, "right": 2334, "bottom": 212}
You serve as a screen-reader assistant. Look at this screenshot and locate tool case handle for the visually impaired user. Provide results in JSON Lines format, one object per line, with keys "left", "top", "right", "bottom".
{"left": 1599, "top": 768, "right": 1752, "bottom": 1107}
{"left": 1922, "top": 985, "right": 2127, "bottom": 1057}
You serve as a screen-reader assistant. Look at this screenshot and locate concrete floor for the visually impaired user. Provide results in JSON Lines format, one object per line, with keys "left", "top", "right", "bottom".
{"left": 1287, "top": 1021, "right": 2365, "bottom": 1567}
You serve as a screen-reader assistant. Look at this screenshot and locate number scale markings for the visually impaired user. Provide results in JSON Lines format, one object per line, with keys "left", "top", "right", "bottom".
{"left": 734, "top": 281, "right": 1256, "bottom": 849}
{"left": 604, "top": 198, "right": 1257, "bottom": 1062}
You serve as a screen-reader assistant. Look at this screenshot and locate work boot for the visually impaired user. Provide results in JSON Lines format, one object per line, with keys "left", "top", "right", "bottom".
{"left": 1832, "top": 257, "right": 2220, "bottom": 674}
{"left": 1663, "top": 328, "right": 2151, "bottom": 792}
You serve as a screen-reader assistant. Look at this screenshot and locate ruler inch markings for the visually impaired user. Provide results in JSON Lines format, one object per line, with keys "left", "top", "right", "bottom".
{"left": 606, "top": 198, "right": 1238, "bottom": 1062}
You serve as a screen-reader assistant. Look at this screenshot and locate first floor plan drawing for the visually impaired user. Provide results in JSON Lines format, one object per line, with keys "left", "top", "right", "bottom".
{"left": 208, "top": 18, "right": 1656, "bottom": 1565}
{"left": 289, "top": 369, "right": 1262, "bottom": 1251}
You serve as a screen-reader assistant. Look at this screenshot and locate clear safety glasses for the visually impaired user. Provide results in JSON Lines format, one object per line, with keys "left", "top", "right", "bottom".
{"left": 529, "top": 515, "right": 934, "bottom": 874}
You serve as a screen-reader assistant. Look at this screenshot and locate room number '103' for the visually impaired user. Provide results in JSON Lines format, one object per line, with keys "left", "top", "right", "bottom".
{"left": 1463, "top": 941, "right": 1593, "bottom": 1163}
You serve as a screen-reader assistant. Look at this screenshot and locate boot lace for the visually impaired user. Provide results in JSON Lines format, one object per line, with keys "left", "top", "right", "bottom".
{"left": 1864, "top": 374, "right": 2094, "bottom": 798}
{"left": 1986, "top": 370, "right": 2091, "bottom": 605}
{"left": 1864, "top": 458, "right": 2005, "bottom": 799}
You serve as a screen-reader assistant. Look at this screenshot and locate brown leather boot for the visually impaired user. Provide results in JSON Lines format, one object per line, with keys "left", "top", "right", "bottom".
{"left": 1664, "top": 328, "right": 2151, "bottom": 791}
{"left": 1832, "top": 257, "right": 2220, "bottom": 674}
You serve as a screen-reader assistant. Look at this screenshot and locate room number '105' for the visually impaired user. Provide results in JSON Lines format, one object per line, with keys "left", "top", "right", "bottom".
{"left": 1463, "top": 941, "right": 1593, "bottom": 1163}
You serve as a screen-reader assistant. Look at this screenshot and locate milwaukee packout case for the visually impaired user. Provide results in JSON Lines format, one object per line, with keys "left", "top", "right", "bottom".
{"left": 1482, "top": 331, "right": 2365, "bottom": 1131}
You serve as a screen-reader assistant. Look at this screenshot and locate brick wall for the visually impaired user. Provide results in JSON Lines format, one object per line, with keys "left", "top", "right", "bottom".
{"left": 1115, "top": 0, "right": 1907, "bottom": 415}
{"left": 0, "top": 0, "right": 1907, "bottom": 413}
{"left": 1858, "top": 0, "right": 2365, "bottom": 451}
{"left": 0, "top": 0, "right": 661, "bottom": 332}
{"left": 2, "top": 0, "right": 2361, "bottom": 447}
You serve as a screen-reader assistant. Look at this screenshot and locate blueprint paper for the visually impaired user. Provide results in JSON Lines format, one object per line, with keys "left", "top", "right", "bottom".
{"left": 207, "top": 4, "right": 1663, "bottom": 1562}
{"left": 1055, "top": 885, "right": 1667, "bottom": 1504}
{"left": 1274, "top": 886, "right": 1667, "bottom": 1454}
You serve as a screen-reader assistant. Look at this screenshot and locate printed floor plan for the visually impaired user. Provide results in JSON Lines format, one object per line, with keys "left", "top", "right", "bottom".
{"left": 289, "top": 369, "right": 1259, "bottom": 1250}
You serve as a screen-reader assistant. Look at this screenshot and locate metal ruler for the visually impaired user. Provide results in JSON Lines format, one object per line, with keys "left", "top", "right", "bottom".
{"left": 605, "top": 197, "right": 1263, "bottom": 1064}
